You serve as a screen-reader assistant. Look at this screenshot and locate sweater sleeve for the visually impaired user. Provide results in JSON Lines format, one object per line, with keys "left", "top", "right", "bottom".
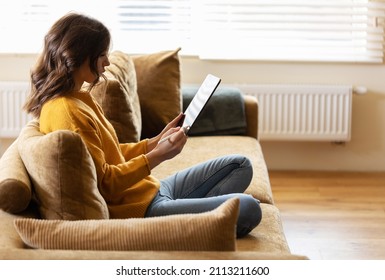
{"left": 75, "top": 128, "right": 152, "bottom": 201}
{"left": 119, "top": 140, "right": 149, "bottom": 161}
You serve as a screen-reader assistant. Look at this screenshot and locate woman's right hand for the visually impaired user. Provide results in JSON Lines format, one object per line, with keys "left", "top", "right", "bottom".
{"left": 146, "top": 126, "right": 188, "bottom": 170}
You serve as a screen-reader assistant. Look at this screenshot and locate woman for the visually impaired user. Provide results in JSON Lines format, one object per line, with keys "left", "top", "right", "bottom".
{"left": 24, "top": 13, "right": 262, "bottom": 238}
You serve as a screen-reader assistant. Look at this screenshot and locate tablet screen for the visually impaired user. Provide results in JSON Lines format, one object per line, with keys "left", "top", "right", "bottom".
{"left": 182, "top": 74, "right": 221, "bottom": 132}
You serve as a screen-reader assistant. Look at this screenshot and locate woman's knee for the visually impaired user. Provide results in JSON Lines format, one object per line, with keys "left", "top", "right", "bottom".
{"left": 225, "top": 154, "right": 253, "bottom": 186}
{"left": 236, "top": 194, "right": 262, "bottom": 238}
{"left": 235, "top": 155, "right": 253, "bottom": 182}
{"left": 231, "top": 154, "right": 252, "bottom": 170}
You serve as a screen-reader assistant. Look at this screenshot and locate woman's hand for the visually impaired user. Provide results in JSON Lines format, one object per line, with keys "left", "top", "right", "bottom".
{"left": 147, "top": 113, "right": 185, "bottom": 151}
{"left": 146, "top": 125, "right": 188, "bottom": 170}
{"left": 161, "top": 113, "right": 185, "bottom": 136}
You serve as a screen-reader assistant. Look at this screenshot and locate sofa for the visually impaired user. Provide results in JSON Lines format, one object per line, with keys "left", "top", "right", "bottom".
{"left": 0, "top": 49, "right": 307, "bottom": 260}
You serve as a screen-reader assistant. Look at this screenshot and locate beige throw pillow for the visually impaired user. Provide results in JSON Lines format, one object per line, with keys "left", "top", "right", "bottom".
{"left": 17, "top": 120, "right": 109, "bottom": 220}
{"left": 14, "top": 197, "right": 239, "bottom": 251}
{"left": 91, "top": 51, "right": 141, "bottom": 143}
{"left": 132, "top": 48, "right": 182, "bottom": 139}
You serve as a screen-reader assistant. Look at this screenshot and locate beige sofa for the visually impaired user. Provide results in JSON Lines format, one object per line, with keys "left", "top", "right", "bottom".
{"left": 0, "top": 49, "right": 307, "bottom": 260}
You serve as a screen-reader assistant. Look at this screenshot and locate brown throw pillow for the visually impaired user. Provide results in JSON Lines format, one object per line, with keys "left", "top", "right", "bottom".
{"left": 14, "top": 197, "right": 239, "bottom": 251}
{"left": 0, "top": 139, "right": 32, "bottom": 213}
{"left": 91, "top": 51, "right": 141, "bottom": 143}
{"left": 132, "top": 48, "right": 182, "bottom": 139}
{"left": 17, "top": 120, "right": 109, "bottom": 220}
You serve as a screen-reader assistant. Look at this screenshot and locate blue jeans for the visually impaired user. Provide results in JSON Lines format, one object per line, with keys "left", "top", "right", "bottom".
{"left": 145, "top": 154, "right": 262, "bottom": 238}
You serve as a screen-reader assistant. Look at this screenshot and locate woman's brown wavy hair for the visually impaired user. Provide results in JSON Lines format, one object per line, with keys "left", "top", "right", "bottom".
{"left": 24, "top": 13, "right": 111, "bottom": 118}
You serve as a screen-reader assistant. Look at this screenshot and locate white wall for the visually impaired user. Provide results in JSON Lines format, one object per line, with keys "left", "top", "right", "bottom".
{"left": 1, "top": 54, "right": 385, "bottom": 171}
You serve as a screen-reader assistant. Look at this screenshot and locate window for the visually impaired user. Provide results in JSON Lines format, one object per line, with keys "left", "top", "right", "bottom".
{"left": 111, "top": 0, "right": 194, "bottom": 54}
{"left": 0, "top": 0, "right": 384, "bottom": 63}
{"left": 198, "top": 0, "right": 385, "bottom": 63}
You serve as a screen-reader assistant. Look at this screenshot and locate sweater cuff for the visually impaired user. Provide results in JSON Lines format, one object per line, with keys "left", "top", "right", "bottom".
{"left": 142, "top": 154, "right": 152, "bottom": 175}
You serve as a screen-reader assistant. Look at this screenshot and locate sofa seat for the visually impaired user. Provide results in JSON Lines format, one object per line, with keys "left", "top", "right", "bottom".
{"left": 152, "top": 136, "right": 274, "bottom": 205}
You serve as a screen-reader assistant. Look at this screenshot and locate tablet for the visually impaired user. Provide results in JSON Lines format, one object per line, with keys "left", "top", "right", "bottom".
{"left": 182, "top": 74, "right": 221, "bottom": 134}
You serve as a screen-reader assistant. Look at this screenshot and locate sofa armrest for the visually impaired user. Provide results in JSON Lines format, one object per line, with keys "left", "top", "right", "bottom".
{"left": 243, "top": 95, "right": 259, "bottom": 139}
{"left": 0, "top": 140, "right": 32, "bottom": 213}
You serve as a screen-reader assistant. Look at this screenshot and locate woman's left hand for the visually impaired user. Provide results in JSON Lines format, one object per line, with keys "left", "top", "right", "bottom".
{"left": 147, "top": 113, "right": 185, "bottom": 151}
{"left": 159, "top": 113, "right": 185, "bottom": 138}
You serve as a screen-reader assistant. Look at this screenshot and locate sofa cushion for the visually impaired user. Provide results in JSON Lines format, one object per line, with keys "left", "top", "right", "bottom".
{"left": 17, "top": 120, "right": 109, "bottom": 220}
{"left": 90, "top": 51, "right": 141, "bottom": 143}
{"left": 132, "top": 48, "right": 182, "bottom": 139}
{"left": 0, "top": 139, "right": 32, "bottom": 213}
{"left": 152, "top": 136, "right": 274, "bottom": 205}
{"left": 237, "top": 203, "right": 291, "bottom": 254}
{"left": 14, "top": 197, "right": 239, "bottom": 251}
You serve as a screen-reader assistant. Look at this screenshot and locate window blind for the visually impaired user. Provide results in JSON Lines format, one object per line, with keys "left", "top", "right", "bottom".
{"left": 0, "top": 0, "right": 384, "bottom": 63}
{"left": 111, "top": 0, "right": 194, "bottom": 54}
{"left": 197, "top": 0, "right": 385, "bottom": 62}
{"left": 0, "top": 1, "right": 51, "bottom": 53}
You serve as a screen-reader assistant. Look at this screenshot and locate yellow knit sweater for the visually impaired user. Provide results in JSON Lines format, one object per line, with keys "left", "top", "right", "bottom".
{"left": 40, "top": 91, "right": 160, "bottom": 218}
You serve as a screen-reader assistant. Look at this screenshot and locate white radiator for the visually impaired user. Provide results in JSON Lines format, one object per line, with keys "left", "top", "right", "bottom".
{"left": 0, "top": 81, "right": 32, "bottom": 138}
{"left": 0, "top": 82, "right": 353, "bottom": 142}
{"left": 236, "top": 84, "right": 353, "bottom": 142}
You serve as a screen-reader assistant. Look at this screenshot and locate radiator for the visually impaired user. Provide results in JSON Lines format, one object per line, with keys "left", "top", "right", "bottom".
{"left": 0, "top": 82, "right": 353, "bottom": 142}
{"left": 0, "top": 81, "right": 32, "bottom": 138}
{"left": 236, "top": 84, "right": 353, "bottom": 142}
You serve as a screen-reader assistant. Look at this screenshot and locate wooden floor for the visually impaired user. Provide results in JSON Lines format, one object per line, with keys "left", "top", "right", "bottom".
{"left": 269, "top": 171, "right": 385, "bottom": 260}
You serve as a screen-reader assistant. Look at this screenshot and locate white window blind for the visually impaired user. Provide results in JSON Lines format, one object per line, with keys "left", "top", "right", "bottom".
{"left": 111, "top": 0, "right": 194, "bottom": 54}
{"left": 0, "top": 0, "right": 384, "bottom": 63}
{"left": 197, "top": 0, "right": 385, "bottom": 62}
